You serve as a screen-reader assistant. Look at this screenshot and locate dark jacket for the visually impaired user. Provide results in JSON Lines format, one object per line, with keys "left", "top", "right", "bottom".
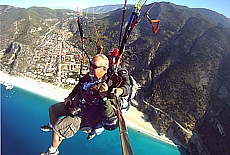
{"left": 107, "top": 67, "right": 131, "bottom": 97}
{"left": 67, "top": 74, "right": 107, "bottom": 128}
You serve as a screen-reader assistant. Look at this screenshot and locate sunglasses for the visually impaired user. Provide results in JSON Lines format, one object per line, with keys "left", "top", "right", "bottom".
{"left": 90, "top": 62, "right": 105, "bottom": 69}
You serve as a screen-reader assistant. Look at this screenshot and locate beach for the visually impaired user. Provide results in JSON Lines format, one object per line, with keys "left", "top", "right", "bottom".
{"left": 0, "top": 71, "right": 174, "bottom": 146}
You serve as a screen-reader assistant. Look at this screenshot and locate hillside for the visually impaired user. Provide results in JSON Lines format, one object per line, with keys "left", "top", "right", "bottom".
{"left": 83, "top": 4, "right": 126, "bottom": 13}
{"left": 1, "top": 2, "right": 230, "bottom": 155}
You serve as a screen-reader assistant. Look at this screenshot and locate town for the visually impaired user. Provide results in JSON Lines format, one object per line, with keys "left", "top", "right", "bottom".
{"left": 25, "top": 14, "right": 91, "bottom": 89}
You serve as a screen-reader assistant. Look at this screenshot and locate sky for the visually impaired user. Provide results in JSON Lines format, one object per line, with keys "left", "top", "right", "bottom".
{"left": 0, "top": 0, "right": 229, "bottom": 18}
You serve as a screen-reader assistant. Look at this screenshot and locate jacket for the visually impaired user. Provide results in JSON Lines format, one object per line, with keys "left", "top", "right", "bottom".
{"left": 67, "top": 74, "right": 107, "bottom": 128}
{"left": 107, "top": 67, "right": 131, "bottom": 97}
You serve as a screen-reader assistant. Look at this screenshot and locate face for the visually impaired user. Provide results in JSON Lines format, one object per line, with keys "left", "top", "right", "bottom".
{"left": 89, "top": 56, "right": 107, "bottom": 79}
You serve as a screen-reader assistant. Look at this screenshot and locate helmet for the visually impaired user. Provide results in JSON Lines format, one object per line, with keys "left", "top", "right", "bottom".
{"left": 108, "top": 48, "right": 120, "bottom": 58}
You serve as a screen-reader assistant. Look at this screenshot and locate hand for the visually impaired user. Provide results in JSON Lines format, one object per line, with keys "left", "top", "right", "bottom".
{"left": 99, "top": 82, "right": 108, "bottom": 98}
{"left": 99, "top": 82, "right": 108, "bottom": 93}
{"left": 64, "top": 97, "right": 73, "bottom": 105}
{"left": 111, "top": 88, "right": 123, "bottom": 99}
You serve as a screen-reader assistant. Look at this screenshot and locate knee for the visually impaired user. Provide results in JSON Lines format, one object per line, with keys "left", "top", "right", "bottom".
{"left": 53, "top": 116, "right": 81, "bottom": 139}
{"left": 49, "top": 106, "right": 54, "bottom": 115}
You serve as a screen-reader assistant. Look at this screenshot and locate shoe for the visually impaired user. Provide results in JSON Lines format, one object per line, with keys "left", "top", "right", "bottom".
{"left": 87, "top": 132, "right": 96, "bottom": 140}
{"left": 41, "top": 123, "right": 52, "bottom": 132}
{"left": 41, "top": 148, "right": 59, "bottom": 155}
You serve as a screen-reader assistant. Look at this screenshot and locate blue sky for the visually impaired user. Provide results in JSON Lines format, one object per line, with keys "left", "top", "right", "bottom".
{"left": 1, "top": 0, "right": 229, "bottom": 18}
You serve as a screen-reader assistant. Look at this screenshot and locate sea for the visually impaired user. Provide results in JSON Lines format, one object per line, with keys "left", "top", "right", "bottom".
{"left": 1, "top": 84, "right": 189, "bottom": 155}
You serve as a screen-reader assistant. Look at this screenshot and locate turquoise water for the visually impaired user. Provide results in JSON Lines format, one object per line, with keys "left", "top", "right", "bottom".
{"left": 1, "top": 84, "right": 188, "bottom": 155}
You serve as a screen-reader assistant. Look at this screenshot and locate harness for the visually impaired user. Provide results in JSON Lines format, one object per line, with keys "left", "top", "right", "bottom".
{"left": 73, "top": 74, "right": 106, "bottom": 127}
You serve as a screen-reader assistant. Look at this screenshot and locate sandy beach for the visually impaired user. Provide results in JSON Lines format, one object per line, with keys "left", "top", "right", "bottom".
{"left": 0, "top": 71, "right": 175, "bottom": 146}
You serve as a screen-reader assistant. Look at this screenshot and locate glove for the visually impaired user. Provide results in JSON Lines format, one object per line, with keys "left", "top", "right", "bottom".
{"left": 64, "top": 97, "right": 73, "bottom": 105}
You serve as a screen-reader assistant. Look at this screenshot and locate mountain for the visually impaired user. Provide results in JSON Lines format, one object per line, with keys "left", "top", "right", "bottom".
{"left": 0, "top": 5, "right": 71, "bottom": 49}
{"left": 83, "top": 4, "right": 126, "bottom": 13}
{"left": 193, "top": 8, "right": 230, "bottom": 28}
{"left": 1, "top": 2, "right": 230, "bottom": 155}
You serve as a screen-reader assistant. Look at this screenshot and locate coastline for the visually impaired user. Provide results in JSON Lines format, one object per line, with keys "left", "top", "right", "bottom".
{"left": 0, "top": 71, "right": 175, "bottom": 146}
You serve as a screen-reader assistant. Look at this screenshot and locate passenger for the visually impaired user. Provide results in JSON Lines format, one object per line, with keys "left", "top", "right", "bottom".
{"left": 86, "top": 48, "right": 132, "bottom": 140}
{"left": 41, "top": 54, "right": 116, "bottom": 155}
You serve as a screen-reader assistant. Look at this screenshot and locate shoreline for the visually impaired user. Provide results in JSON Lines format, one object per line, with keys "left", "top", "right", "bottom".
{"left": 124, "top": 106, "right": 176, "bottom": 146}
{"left": 0, "top": 71, "right": 176, "bottom": 146}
